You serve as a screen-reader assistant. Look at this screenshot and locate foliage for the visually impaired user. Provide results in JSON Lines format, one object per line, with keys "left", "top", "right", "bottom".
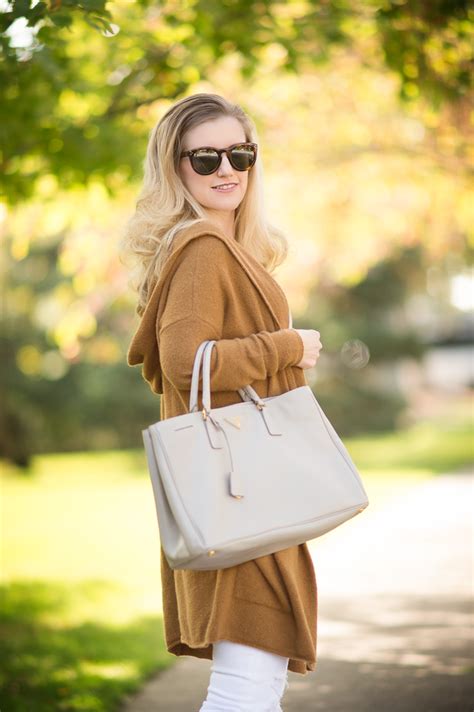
{"left": 289, "top": 244, "right": 436, "bottom": 434}
{"left": 376, "top": 0, "right": 473, "bottom": 104}
{"left": 1, "top": 2, "right": 472, "bottom": 464}
{"left": 0, "top": 228, "right": 161, "bottom": 465}
{"left": 1, "top": 0, "right": 114, "bottom": 37}
{"left": 1, "top": 0, "right": 472, "bottom": 203}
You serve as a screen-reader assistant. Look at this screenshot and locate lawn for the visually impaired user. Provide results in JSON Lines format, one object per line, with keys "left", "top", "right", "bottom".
{"left": 1, "top": 401, "right": 472, "bottom": 711}
{"left": 1, "top": 451, "right": 171, "bottom": 712}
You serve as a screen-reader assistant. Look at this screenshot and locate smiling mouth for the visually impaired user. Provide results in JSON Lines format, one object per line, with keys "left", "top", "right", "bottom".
{"left": 212, "top": 183, "right": 238, "bottom": 191}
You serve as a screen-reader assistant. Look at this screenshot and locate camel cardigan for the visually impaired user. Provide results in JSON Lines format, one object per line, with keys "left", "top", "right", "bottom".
{"left": 127, "top": 218, "right": 318, "bottom": 675}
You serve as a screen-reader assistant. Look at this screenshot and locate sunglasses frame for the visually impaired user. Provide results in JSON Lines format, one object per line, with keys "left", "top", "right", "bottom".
{"left": 179, "top": 142, "right": 258, "bottom": 175}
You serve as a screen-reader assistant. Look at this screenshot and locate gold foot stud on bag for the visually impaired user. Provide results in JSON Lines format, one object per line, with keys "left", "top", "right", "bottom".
{"left": 208, "top": 550, "right": 216, "bottom": 557}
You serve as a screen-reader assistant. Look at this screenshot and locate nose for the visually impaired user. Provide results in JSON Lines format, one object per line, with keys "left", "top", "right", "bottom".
{"left": 217, "top": 152, "right": 233, "bottom": 177}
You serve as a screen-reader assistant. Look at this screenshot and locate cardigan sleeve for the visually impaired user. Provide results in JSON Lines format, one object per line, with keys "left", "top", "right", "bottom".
{"left": 157, "top": 236, "right": 304, "bottom": 392}
{"left": 159, "top": 314, "right": 303, "bottom": 392}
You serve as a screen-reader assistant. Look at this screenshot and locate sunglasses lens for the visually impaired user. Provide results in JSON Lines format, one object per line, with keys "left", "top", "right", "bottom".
{"left": 191, "top": 149, "right": 219, "bottom": 175}
{"left": 230, "top": 144, "right": 256, "bottom": 170}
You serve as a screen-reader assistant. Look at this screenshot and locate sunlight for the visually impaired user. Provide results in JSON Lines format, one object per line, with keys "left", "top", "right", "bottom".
{"left": 450, "top": 272, "right": 474, "bottom": 311}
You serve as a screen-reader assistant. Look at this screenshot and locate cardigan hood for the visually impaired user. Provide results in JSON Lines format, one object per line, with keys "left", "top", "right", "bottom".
{"left": 126, "top": 219, "right": 290, "bottom": 395}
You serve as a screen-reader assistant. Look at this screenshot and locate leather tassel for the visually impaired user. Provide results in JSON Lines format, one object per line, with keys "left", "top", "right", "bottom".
{"left": 211, "top": 416, "right": 245, "bottom": 498}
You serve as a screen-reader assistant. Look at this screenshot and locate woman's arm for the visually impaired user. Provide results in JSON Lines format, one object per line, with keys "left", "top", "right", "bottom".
{"left": 159, "top": 313, "right": 303, "bottom": 392}
{"left": 158, "top": 236, "right": 304, "bottom": 392}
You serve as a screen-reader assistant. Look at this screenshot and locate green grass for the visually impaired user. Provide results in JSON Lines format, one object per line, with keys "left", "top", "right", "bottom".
{"left": 1, "top": 402, "right": 472, "bottom": 711}
{"left": 0, "top": 581, "right": 169, "bottom": 712}
{"left": 346, "top": 408, "right": 473, "bottom": 475}
{"left": 2, "top": 450, "right": 172, "bottom": 711}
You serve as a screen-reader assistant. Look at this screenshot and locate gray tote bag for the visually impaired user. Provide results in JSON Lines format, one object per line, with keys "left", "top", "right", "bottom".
{"left": 142, "top": 325, "right": 369, "bottom": 571}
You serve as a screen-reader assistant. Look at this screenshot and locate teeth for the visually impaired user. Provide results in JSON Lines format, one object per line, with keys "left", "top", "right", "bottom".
{"left": 214, "top": 184, "right": 236, "bottom": 190}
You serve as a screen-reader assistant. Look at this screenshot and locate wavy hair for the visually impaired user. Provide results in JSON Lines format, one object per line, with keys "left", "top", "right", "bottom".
{"left": 120, "top": 92, "right": 290, "bottom": 316}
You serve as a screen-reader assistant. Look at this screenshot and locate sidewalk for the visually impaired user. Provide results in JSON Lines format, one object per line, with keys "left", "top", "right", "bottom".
{"left": 120, "top": 469, "right": 473, "bottom": 711}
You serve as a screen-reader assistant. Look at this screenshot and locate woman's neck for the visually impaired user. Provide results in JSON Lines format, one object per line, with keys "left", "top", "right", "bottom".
{"left": 203, "top": 209, "right": 235, "bottom": 240}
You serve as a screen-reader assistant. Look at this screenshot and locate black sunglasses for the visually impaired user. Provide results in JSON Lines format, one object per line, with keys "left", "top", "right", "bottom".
{"left": 180, "top": 142, "right": 258, "bottom": 175}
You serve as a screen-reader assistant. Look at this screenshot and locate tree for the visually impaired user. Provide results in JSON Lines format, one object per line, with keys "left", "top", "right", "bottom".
{"left": 1, "top": 0, "right": 472, "bottom": 204}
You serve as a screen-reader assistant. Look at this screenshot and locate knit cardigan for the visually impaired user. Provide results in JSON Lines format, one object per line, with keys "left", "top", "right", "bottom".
{"left": 127, "top": 218, "right": 318, "bottom": 675}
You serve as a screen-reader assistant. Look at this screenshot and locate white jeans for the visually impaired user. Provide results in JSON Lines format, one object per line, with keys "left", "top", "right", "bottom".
{"left": 199, "top": 640, "right": 290, "bottom": 712}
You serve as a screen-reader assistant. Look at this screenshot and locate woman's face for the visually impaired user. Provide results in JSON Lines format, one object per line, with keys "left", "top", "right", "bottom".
{"left": 178, "top": 115, "right": 249, "bottom": 218}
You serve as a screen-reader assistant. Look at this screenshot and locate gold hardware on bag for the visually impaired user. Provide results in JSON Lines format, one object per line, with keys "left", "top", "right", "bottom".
{"left": 234, "top": 495, "right": 243, "bottom": 499}
{"left": 256, "top": 402, "right": 265, "bottom": 410}
{"left": 358, "top": 507, "right": 364, "bottom": 512}
{"left": 202, "top": 408, "right": 208, "bottom": 420}
{"left": 208, "top": 550, "right": 216, "bottom": 557}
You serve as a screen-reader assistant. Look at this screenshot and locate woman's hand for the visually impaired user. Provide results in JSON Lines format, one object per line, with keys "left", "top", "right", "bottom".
{"left": 292, "top": 328, "right": 323, "bottom": 369}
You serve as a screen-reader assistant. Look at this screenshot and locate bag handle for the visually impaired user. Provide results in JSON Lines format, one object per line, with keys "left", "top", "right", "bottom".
{"left": 189, "top": 340, "right": 213, "bottom": 412}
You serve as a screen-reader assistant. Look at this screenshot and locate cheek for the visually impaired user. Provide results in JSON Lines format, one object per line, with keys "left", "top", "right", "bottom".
{"left": 180, "top": 165, "right": 204, "bottom": 197}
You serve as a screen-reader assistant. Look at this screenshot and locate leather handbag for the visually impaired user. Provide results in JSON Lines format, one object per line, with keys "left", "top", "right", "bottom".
{"left": 142, "top": 326, "right": 369, "bottom": 571}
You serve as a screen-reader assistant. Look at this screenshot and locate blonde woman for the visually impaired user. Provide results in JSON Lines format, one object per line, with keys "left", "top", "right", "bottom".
{"left": 124, "top": 93, "right": 322, "bottom": 711}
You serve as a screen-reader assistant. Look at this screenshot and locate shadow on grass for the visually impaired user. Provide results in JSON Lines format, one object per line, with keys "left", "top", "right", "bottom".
{"left": 0, "top": 581, "right": 171, "bottom": 712}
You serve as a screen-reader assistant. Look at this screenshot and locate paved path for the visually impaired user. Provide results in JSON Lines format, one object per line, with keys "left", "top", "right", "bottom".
{"left": 120, "top": 468, "right": 473, "bottom": 711}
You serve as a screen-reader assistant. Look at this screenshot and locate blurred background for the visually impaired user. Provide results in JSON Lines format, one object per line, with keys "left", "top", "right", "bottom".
{"left": 1, "top": 1, "right": 472, "bottom": 711}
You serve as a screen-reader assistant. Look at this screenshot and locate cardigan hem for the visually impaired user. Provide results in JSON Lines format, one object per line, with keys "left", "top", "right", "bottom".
{"left": 166, "top": 637, "right": 317, "bottom": 676}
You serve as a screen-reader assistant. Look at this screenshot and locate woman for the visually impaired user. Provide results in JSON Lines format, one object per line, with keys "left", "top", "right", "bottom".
{"left": 124, "top": 93, "right": 322, "bottom": 711}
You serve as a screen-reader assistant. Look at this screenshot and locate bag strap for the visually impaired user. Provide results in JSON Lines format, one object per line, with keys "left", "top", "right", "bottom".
{"left": 189, "top": 339, "right": 212, "bottom": 412}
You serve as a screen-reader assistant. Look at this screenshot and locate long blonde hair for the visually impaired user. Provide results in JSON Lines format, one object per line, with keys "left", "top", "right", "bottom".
{"left": 120, "top": 92, "right": 289, "bottom": 316}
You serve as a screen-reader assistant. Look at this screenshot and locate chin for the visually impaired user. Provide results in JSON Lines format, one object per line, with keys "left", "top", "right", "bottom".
{"left": 204, "top": 198, "right": 243, "bottom": 211}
